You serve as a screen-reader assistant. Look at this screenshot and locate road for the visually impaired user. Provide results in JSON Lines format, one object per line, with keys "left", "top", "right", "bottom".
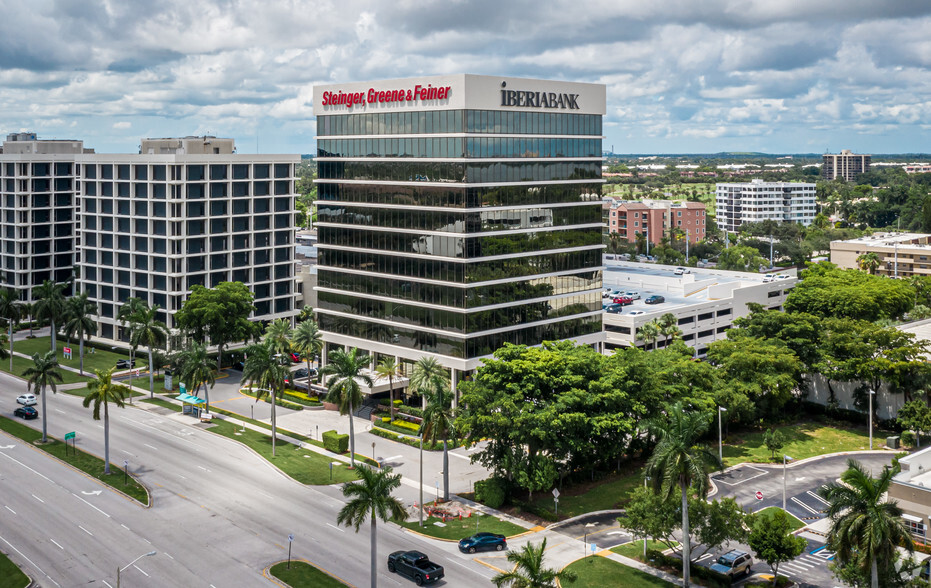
{"left": 0, "top": 370, "right": 501, "bottom": 587}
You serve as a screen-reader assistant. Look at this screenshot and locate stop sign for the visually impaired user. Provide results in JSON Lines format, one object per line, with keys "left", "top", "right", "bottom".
{"left": 755, "top": 491, "right": 763, "bottom": 500}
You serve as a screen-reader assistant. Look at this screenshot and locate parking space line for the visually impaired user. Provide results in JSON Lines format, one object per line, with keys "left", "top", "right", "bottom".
{"left": 713, "top": 465, "right": 768, "bottom": 486}
{"left": 791, "top": 496, "right": 820, "bottom": 515}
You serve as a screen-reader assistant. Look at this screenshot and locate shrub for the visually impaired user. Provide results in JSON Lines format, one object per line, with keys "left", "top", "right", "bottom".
{"left": 393, "top": 399, "right": 403, "bottom": 407}
{"left": 368, "top": 426, "right": 444, "bottom": 451}
{"left": 645, "top": 550, "right": 730, "bottom": 588}
{"left": 475, "top": 477, "right": 508, "bottom": 509}
{"left": 381, "top": 416, "right": 390, "bottom": 423}
{"left": 322, "top": 430, "right": 349, "bottom": 454}
{"left": 900, "top": 430, "right": 916, "bottom": 447}
{"left": 391, "top": 419, "right": 421, "bottom": 433}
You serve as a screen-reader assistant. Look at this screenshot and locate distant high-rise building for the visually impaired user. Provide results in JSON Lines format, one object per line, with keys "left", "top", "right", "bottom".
{"left": 822, "top": 149, "right": 871, "bottom": 181}
{"left": 715, "top": 179, "right": 816, "bottom": 233}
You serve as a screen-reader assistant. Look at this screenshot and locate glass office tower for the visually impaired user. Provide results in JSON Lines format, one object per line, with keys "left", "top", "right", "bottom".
{"left": 313, "top": 75, "right": 605, "bottom": 385}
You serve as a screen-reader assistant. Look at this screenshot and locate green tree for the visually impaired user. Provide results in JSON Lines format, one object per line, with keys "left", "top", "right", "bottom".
{"left": 763, "top": 428, "right": 786, "bottom": 460}
{"left": 82, "top": 367, "right": 130, "bottom": 475}
{"left": 22, "top": 351, "right": 63, "bottom": 443}
{"left": 689, "top": 497, "right": 749, "bottom": 561}
{"left": 320, "top": 347, "right": 372, "bottom": 467}
{"left": 897, "top": 400, "right": 931, "bottom": 447}
{"left": 291, "top": 319, "right": 322, "bottom": 379}
{"left": 636, "top": 320, "right": 660, "bottom": 351}
{"left": 643, "top": 402, "right": 721, "bottom": 587}
{"left": 491, "top": 538, "right": 576, "bottom": 588}
{"left": 785, "top": 263, "right": 915, "bottom": 322}
{"left": 130, "top": 304, "right": 168, "bottom": 397}
{"left": 421, "top": 385, "right": 456, "bottom": 501}
{"left": 657, "top": 313, "right": 682, "bottom": 348}
{"left": 747, "top": 510, "right": 807, "bottom": 583}
{"left": 0, "top": 288, "right": 22, "bottom": 372}
{"left": 62, "top": 292, "right": 97, "bottom": 375}
{"left": 622, "top": 486, "right": 680, "bottom": 552}
{"left": 857, "top": 252, "right": 881, "bottom": 275}
{"left": 819, "top": 459, "right": 914, "bottom": 588}
{"left": 178, "top": 343, "right": 217, "bottom": 411}
{"left": 32, "top": 280, "right": 66, "bottom": 352}
{"left": 337, "top": 465, "right": 406, "bottom": 588}
{"left": 717, "top": 245, "right": 768, "bottom": 272}
{"left": 117, "top": 296, "right": 147, "bottom": 372}
{"left": 263, "top": 318, "right": 292, "bottom": 356}
{"left": 241, "top": 340, "right": 290, "bottom": 456}
{"left": 374, "top": 356, "right": 400, "bottom": 419}
{"left": 175, "top": 282, "right": 257, "bottom": 370}
{"left": 409, "top": 356, "right": 449, "bottom": 402}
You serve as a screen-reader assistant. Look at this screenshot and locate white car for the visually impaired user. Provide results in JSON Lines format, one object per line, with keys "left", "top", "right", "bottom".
{"left": 776, "top": 274, "right": 789, "bottom": 280}
{"left": 624, "top": 292, "right": 641, "bottom": 300}
{"left": 16, "top": 393, "right": 37, "bottom": 406}
{"left": 762, "top": 274, "right": 775, "bottom": 282}
{"left": 674, "top": 267, "right": 691, "bottom": 275}
{"left": 628, "top": 310, "right": 646, "bottom": 316}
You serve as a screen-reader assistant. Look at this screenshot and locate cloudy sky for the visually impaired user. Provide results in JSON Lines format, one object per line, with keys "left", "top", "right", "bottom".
{"left": 1, "top": 0, "right": 929, "bottom": 155}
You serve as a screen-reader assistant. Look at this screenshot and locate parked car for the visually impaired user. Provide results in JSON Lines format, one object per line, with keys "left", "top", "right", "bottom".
{"left": 16, "top": 393, "right": 37, "bottom": 406}
{"left": 14, "top": 406, "right": 38, "bottom": 420}
{"left": 387, "top": 551, "right": 444, "bottom": 585}
{"left": 710, "top": 549, "right": 753, "bottom": 578}
{"left": 116, "top": 359, "right": 136, "bottom": 369}
{"left": 624, "top": 291, "right": 641, "bottom": 300}
{"left": 612, "top": 296, "right": 633, "bottom": 306}
{"left": 604, "top": 303, "right": 624, "bottom": 314}
{"left": 776, "top": 274, "right": 790, "bottom": 280}
{"left": 458, "top": 532, "right": 507, "bottom": 553}
{"left": 644, "top": 295, "right": 665, "bottom": 304}
{"left": 232, "top": 361, "right": 245, "bottom": 371}
{"left": 290, "top": 352, "right": 301, "bottom": 363}
{"left": 762, "top": 274, "right": 775, "bottom": 282}
{"left": 674, "top": 267, "right": 691, "bottom": 275}
{"left": 628, "top": 310, "right": 646, "bottom": 316}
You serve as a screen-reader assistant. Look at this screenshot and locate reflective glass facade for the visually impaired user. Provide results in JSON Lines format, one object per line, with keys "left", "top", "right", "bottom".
{"left": 314, "top": 76, "right": 604, "bottom": 367}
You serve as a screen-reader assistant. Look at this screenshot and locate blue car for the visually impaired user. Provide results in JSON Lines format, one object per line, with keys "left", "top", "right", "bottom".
{"left": 458, "top": 532, "right": 507, "bottom": 554}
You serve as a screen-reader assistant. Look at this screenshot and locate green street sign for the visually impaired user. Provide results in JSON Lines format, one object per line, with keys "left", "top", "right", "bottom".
{"left": 64, "top": 432, "right": 75, "bottom": 441}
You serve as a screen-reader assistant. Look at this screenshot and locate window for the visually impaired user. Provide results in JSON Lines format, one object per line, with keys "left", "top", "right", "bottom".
{"left": 717, "top": 309, "right": 732, "bottom": 317}
{"left": 698, "top": 312, "right": 713, "bottom": 321}
{"left": 698, "top": 329, "right": 713, "bottom": 338}
{"left": 768, "top": 290, "right": 781, "bottom": 298}
{"left": 678, "top": 316, "right": 694, "bottom": 325}
{"left": 905, "top": 516, "right": 925, "bottom": 538}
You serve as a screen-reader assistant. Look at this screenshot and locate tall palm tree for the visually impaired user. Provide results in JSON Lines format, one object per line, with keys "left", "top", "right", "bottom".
{"left": 82, "top": 367, "right": 130, "bottom": 475}
{"left": 337, "top": 465, "right": 406, "bottom": 588}
{"left": 320, "top": 347, "right": 372, "bottom": 468}
{"left": 117, "top": 297, "right": 146, "bottom": 372}
{"left": 857, "top": 252, "right": 881, "bottom": 275}
{"left": 421, "top": 385, "right": 456, "bottom": 501}
{"left": 636, "top": 321, "right": 660, "bottom": 351}
{"left": 62, "top": 292, "right": 97, "bottom": 375}
{"left": 658, "top": 313, "right": 682, "bottom": 348}
{"left": 263, "top": 318, "right": 293, "bottom": 357}
{"left": 32, "top": 280, "right": 66, "bottom": 352}
{"left": 491, "top": 538, "right": 577, "bottom": 588}
{"left": 178, "top": 343, "right": 217, "bottom": 411}
{"left": 241, "top": 340, "right": 290, "bottom": 456}
{"left": 291, "top": 319, "right": 323, "bottom": 378}
{"left": 409, "top": 356, "right": 449, "bottom": 407}
{"left": 22, "top": 351, "right": 63, "bottom": 443}
{"left": 374, "top": 356, "right": 400, "bottom": 419}
{"left": 643, "top": 402, "right": 721, "bottom": 587}
{"left": 819, "top": 459, "right": 913, "bottom": 588}
{"left": 0, "top": 288, "right": 22, "bottom": 372}
{"left": 130, "top": 304, "right": 168, "bottom": 398}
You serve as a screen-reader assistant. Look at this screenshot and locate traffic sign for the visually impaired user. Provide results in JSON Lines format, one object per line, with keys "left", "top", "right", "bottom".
{"left": 288, "top": 534, "right": 294, "bottom": 543}
{"left": 755, "top": 491, "right": 763, "bottom": 500}
{"left": 552, "top": 488, "right": 560, "bottom": 499}
{"left": 64, "top": 432, "right": 75, "bottom": 440}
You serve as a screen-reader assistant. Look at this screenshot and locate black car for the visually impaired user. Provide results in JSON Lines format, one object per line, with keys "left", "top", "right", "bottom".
{"left": 387, "top": 551, "right": 444, "bottom": 585}
{"left": 232, "top": 361, "right": 245, "bottom": 371}
{"left": 644, "top": 295, "right": 665, "bottom": 304}
{"left": 14, "top": 406, "right": 38, "bottom": 420}
{"left": 116, "top": 359, "right": 136, "bottom": 369}
{"left": 458, "top": 532, "right": 507, "bottom": 553}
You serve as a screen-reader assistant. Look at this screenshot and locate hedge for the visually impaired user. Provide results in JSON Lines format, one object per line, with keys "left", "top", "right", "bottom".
{"left": 645, "top": 549, "right": 730, "bottom": 588}
{"left": 475, "top": 477, "right": 507, "bottom": 509}
{"left": 375, "top": 420, "right": 422, "bottom": 436}
{"left": 280, "top": 390, "right": 322, "bottom": 407}
{"left": 239, "top": 388, "right": 304, "bottom": 411}
{"left": 323, "top": 430, "right": 349, "bottom": 454}
{"left": 369, "top": 426, "right": 445, "bottom": 451}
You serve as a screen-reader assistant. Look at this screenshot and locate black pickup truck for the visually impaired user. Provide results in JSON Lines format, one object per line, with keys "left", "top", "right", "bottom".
{"left": 387, "top": 550, "right": 445, "bottom": 585}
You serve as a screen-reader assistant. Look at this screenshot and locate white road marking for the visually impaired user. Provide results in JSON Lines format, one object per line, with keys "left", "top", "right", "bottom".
{"left": 449, "top": 453, "right": 471, "bottom": 461}
{"left": 715, "top": 465, "right": 768, "bottom": 486}
{"left": 121, "top": 524, "right": 130, "bottom": 530}
{"left": 144, "top": 443, "right": 158, "bottom": 451}
{"left": 178, "top": 474, "right": 187, "bottom": 480}
{"left": 49, "top": 539, "right": 63, "bottom": 550}
{"left": 164, "top": 552, "right": 174, "bottom": 560}
{"left": 807, "top": 490, "right": 830, "bottom": 505}
{"left": 259, "top": 491, "right": 273, "bottom": 500}
{"left": 78, "top": 525, "right": 93, "bottom": 536}
{"left": 31, "top": 494, "right": 44, "bottom": 503}
{"left": 54, "top": 409, "right": 65, "bottom": 414}
{"left": 0, "top": 450, "right": 53, "bottom": 482}
{"left": 133, "top": 564, "right": 149, "bottom": 577}
{"left": 198, "top": 465, "right": 211, "bottom": 472}
{"left": 71, "top": 493, "right": 111, "bottom": 518}
{"left": 0, "top": 444, "right": 14, "bottom": 449}
{"left": 103, "top": 581, "right": 113, "bottom": 588}
{"left": 81, "top": 490, "right": 102, "bottom": 496}
{"left": 791, "top": 496, "right": 820, "bottom": 515}
{"left": 383, "top": 454, "right": 404, "bottom": 462}
{"left": 0, "top": 533, "right": 61, "bottom": 587}
{"left": 326, "top": 523, "right": 345, "bottom": 533}
{"left": 4, "top": 505, "right": 15, "bottom": 514}
{"left": 121, "top": 449, "right": 133, "bottom": 455}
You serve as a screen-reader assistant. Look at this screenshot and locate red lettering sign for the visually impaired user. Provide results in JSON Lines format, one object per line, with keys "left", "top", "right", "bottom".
{"left": 322, "top": 85, "right": 451, "bottom": 109}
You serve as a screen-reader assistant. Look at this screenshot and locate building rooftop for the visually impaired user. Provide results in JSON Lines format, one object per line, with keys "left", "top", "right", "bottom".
{"left": 834, "top": 232, "right": 931, "bottom": 248}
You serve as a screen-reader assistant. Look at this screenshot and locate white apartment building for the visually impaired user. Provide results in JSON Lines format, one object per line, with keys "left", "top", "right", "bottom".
{"left": 715, "top": 179, "right": 816, "bottom": 233}
{"left": 0, "top": 133, "right": 299, "bottom": 343}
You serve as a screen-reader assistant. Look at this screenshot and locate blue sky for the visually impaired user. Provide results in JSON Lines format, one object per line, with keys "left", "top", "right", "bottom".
{"left": 0, "top": 0, "right": 929, "bottom": 155}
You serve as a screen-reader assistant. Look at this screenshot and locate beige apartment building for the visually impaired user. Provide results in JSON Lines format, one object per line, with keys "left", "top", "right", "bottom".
{"left": 831, "top": 233, "right": 931, "bottom": 278}
{"left": 822, "top": 149, "right": 871, "bottom": 182}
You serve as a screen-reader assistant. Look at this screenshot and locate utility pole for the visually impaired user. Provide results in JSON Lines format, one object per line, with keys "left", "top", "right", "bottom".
{"left": 769, "top": 235, "right": 774, "bottom": 268}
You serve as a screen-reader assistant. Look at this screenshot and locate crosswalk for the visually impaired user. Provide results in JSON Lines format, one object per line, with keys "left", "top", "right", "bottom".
{"left": 780, "top": 547, "right": 835, "bottom": 577}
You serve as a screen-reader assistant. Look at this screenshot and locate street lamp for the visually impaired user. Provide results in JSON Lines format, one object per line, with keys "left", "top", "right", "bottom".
{"left": 372, "top": 441, "right": 376, "bottom": 467}
{"left": 419, "top": 433, "right": 424, "bottom": 527}
{"left": 783, "top": 454, "right": 793, "bottom": 511}
{"left": 718, "top": 406, "right": 727, "bottom": 468}
{"left": 117, "top": 551, "right": 156, "bottom": 588}
{"left": 869, "top": 389, "right": 876, "bottom": 450}
{"left": 643, "top": 476, "right": 651, "bottom": 560}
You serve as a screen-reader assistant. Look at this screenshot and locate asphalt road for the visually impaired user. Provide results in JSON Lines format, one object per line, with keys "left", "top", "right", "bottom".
{"left": 0, "top": 371, "right": 501, "bottom": 587}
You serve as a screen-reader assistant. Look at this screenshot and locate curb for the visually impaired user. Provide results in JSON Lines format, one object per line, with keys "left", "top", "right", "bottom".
{"left": 262, "top": 558, "right": 357, "bottom": 588}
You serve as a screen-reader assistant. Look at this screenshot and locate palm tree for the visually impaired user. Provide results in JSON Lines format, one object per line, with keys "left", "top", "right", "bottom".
{"left": 421, "top": 385, "right": 457, "bottom": 501}
{"left": 491, "top": 538, "right": 577, "bottom": 588}
{"left": 32, "top": 280, "right": 66, "bottom": 352}
{"left": 0, "top": 288, "right": 22, "bottom": 372}
{"left": 82, "top": 367, "right": 130, "bottom": 475}
{"left": 658, "top": 313, "right": 682, "bottom": 348}
{"left": 22, "top": 351, "right": 63, "bottom": 443}
{"left": 374, "top": 356, "right": 400, "bottom": 419}
{"left": 320, "top": 347, "right": 372, "bottom": 467}
{"left": 117, "top": 297, "right": 146, "bottom": 371}
{"left": 241, "top": 340, "right": 290, "bottom": 456}
{"left": 62, "top": 292, "right": 97, "bottom": 375}
{"left": 130, "top": 304, "right": 168, "bottom": 397}
{"left": 857, "top": 252, "right": 881, "bottom": 275}
{"left": 819, "top": 459, "right": 913, "bottom": 588}
{"left": 264, "top": 318, "right": 292, "bottom": 356}
{"left": 609, "top": 231, "right": 620, "bottom": 259}
{"left": 643, "top": 402, "right": 721, "bottom": 587}
{"left": 409, "top": 356, "right": 449, "bottom": 407}
{"left": 291, "top": 319, "right": 323, "bottom": 379}
{"left": 337, "top": 465, "right": 406, "bottom": 588}
{"left": 636, "top": 321, "right": 660, "bottom": 351}
{"left": 178, "top": 343, "right": 217, "bottom": 411}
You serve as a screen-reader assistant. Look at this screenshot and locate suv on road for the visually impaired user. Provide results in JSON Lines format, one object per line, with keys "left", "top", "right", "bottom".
{"left": 710, "top": 549, "right": 753, "bottom": 578}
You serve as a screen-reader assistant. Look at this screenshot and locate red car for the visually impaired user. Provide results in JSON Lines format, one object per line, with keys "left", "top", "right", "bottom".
{"left": 290, "top": 352, "right": 301, "bottom": 363}
{"left": 612, "top": 296, "right": 633, "bottom": 306}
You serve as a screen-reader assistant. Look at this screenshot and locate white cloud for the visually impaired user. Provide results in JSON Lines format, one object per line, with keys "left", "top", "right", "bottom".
{"left": 113, "top": 122, "right": 131, "bottom": 129}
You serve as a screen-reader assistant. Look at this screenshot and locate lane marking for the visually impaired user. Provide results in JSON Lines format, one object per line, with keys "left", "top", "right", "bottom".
{"left": 31, "top": 494, "right": 44, "bottom": 503}
{"left": 144, "top": 443, "right": 158, "bottom": 451}
{"left": 807, "top": 490, "right": 830, "bottom": 505}
{"left": 54, "top": 408, "right": 66, "bottom": 414}
{"left": 0, "top": 533, "right": 61, "bottom": 587}
{"left": 326, "top": 523, "right": 345, "bottom": 533}
{"left": 121, "top": 523, "right": 130, "bottom": 530}
{"left": 164, "top": 552, "right": 174, "bottom": 560}
{"left": 121, "top": 449, "right": 133, "bottom": 455}
{"left": 0, "top": 450, "right": 53, "bottom": 482}
{"left": 448, "top": 453, "right": 470, "bottom": 461}
{"left": 78, "top": 525, "right": 93, "bottom": 536}
{"left": 50, "top": 539, "right": 63, "bottom": 550}
{"left": 383, "top": 455, "right": 404, "bottom": 462}
{"left": 791, "top": 496, "right": 820, "bottom": 515}
{"left": 103, "top": 581, "right": 113, "bottom": 588}
{"left": 133, "top": 564, "right": 149, "bottom": 577}
{"left": 71, "top": 493, "right": 111, "bottom": 518}
{"left": 4, "top": 505, "right": 15, "bottom": 514}
{"left": 714, "top": 465, "right": 768, "bottom": 487}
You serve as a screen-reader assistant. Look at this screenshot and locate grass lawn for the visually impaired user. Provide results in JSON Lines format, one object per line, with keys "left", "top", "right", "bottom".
{"left": 1, "top": 353, "right": 89, "bottom": 385}
{"left": 527, "top": 467, "right": 646, "bottom": 519}
{"left": 205, "top": 419, "right": 359, "bottom": 485}
{"left": 139, "top": 397, "right": 182, "bottom": 412}
{"left": 14, "top": 336, "right": 139, "bottom": 375}
{"left": 0, "top": 550, "right": 29, "bottom": 588}
{"left": 722, "top": 421, "right": 886, "bottom": 467}
{"left": 753, "top": 507, "right": 806, "bottom": 532}
{"left": 269, "top": 561, "right": 348, "bottom": 588}
{"left": 0, "top": 415, "right": 149, "bottom": 505}
{"left": 562, "top": 555, "right": 676, "bottom": 587}
{"left": 612, "top": 540, "right": 678, "bottom": 560}
{"left": 397, "top": 511, "right": 528, "bottom": 540}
